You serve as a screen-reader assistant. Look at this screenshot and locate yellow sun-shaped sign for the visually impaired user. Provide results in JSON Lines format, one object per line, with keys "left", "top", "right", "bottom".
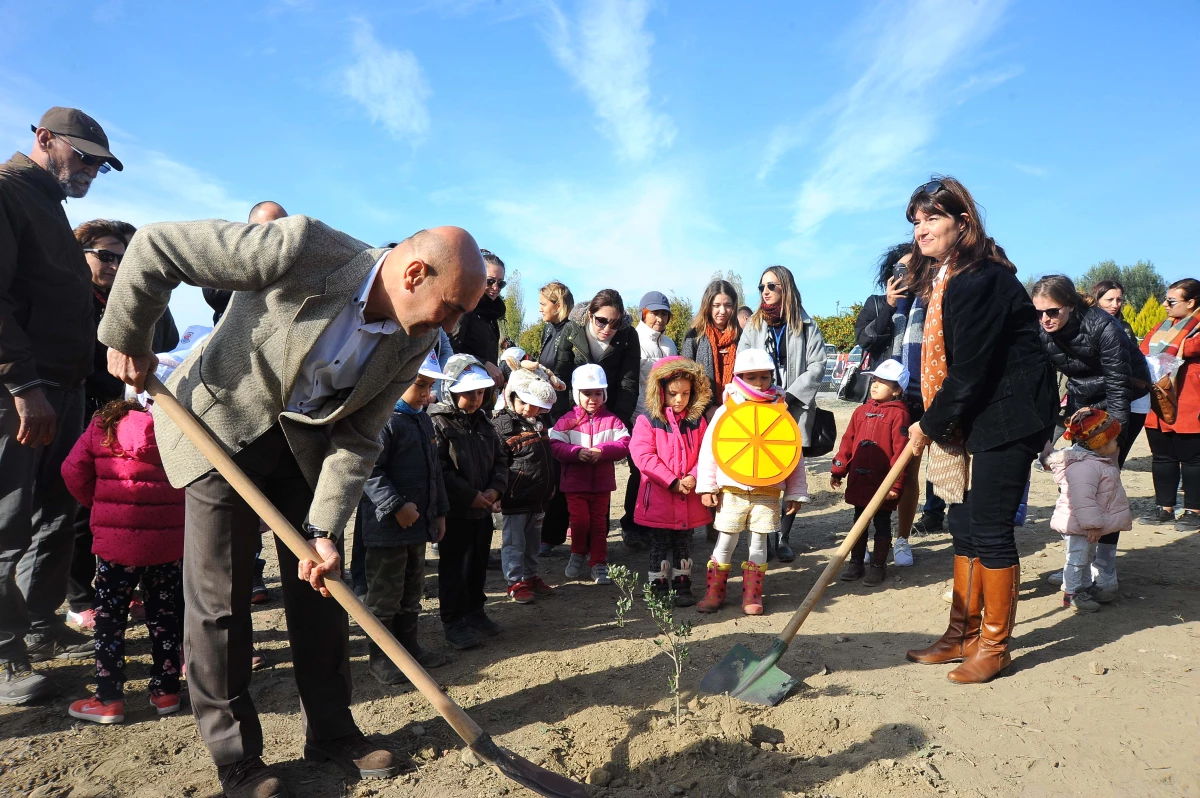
{"left": 712, "top": 396, "right": 802, "bottom": 486}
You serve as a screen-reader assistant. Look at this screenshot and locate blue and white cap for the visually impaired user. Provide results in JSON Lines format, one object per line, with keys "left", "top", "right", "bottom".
{"left": 418, "top": 348, "right": 452, "bottom": 381}
{"left": 864, "top": 358, "right": 911, "bottom": 392}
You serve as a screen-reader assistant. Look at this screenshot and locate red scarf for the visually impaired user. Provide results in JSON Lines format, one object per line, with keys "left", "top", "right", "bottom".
{"left": 759, "top": 301, "right": 782, "bottom": 326}
{"left": 705, "top": 323, "right": 738, "bottom": 395}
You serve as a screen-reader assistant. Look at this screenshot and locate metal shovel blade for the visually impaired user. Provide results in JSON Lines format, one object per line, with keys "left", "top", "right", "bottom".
{"left": 698, "top": 639, "right": 798, "bottom": 707}
{"left": 472, "top": 734, "right": 589, "bottom": 798}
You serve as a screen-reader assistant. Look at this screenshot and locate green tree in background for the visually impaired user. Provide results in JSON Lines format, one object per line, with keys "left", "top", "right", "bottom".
{"left": 1077, "top": 260, "right": 1166, "bottom": 312}
{"left": 1121, "top": 302, "right": 1138, "bottom": 328}
{"left": 501, "top": 269, "right": 526, "bottom": 347}
{"left": 518, "top": 321, "right": 545, "bottom": 358}
{"left": 1130, "top": 295, "right": 1167, "bottom": 339}
{"left": 813, "top": 303, "right": 862, "bottom": 352}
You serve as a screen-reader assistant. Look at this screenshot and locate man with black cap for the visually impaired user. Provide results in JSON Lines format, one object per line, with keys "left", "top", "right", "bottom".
{"left": 0, "top": 107, "right": 121, "bottom": 705}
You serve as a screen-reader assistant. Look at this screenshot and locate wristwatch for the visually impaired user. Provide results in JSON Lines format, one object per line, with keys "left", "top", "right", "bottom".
{"left": 303, "top": 524, "right": 334, "bottom": 541}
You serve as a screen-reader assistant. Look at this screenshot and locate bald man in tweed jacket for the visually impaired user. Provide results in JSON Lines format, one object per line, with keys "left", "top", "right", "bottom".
{"left": 99, "top": 216, "right": 485, "bottom": 798}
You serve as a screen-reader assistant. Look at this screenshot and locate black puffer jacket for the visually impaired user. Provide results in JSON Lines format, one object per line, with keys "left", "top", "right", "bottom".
{"left": 1038, "top": 305, "right": 1150, "bottom": 428}
{"left": 429, "top": 400, "right": 508, "bottom": 520}
{"left": 358, "top": 410, "right": 448, "bottom": 546}
{"left": 549, "top": 304, "right": 640, "bottom": 425}
{"left": 492, "top": 409, "right": 557, "bottom": 514}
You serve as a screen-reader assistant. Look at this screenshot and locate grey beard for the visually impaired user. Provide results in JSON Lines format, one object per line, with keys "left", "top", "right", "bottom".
{"left": 45, "top": 152, "right": 92, "bottom": 198}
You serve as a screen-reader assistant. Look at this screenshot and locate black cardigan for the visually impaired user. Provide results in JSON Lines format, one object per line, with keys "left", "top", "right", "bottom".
{"left": 919, "top": 260, "right": 1058, "bottom": 452}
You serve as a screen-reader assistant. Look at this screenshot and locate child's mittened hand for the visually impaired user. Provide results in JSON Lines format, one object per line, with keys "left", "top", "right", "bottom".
{"left": 394, "top": 502, "right": 420, "bottom": 528}
{"left": 701, "top": 493, "right": 719, "bottom": 508}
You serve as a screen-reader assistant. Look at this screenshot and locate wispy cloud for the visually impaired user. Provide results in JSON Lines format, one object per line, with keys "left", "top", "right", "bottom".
{"left": 341, "top": 19, "right": 431, "bottom": 144}
{"left": 1010, "top": 161, "right": 1048, "bottom": 178}
{"left": 541, "top": 0, "right": 675, "bottom": 162}
{"left": 788, "top": 0, "right": 1012, "bottom": 239}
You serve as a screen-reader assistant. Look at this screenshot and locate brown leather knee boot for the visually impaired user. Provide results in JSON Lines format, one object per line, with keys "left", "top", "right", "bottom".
{"left": 906, "top": 555, "right": 982, "bottom": 664}
{"left": 948, "top": 563, "right": 1019, "bottom": 684}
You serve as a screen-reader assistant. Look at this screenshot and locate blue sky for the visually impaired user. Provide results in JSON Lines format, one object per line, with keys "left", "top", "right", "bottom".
{"left": 2, "top": 0, "right": 1197, "bottom": 331}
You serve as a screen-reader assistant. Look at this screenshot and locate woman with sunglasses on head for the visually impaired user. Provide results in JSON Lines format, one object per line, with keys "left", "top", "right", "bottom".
{"left": 738, "top": 265, "right": 827, "bottom": 563}
{"left": 902, "top": 177, "right": 1057, "bottom": 685}
{"left": 449, "top": 248, "right": 508, "bottom": 383}
{"left": 1138, "top": 279, "right": 1200, "bottom": 531}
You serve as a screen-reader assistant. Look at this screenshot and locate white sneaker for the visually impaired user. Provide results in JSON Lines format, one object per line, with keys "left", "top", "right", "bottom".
{"left": 1046, "top": 570, "right": 1064, "bottom": 586}
{"left": 892, "top": 538, "right": 914, "bottom": 566}
{"left": 565, "top": 553, "right": 585, "bottom": 579}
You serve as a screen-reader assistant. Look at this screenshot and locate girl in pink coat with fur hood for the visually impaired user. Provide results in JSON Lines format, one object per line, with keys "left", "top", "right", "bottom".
{"left": 629, "top": 356, "right": 714, "bottom": 606}
{"left": 60, "top": 400, "right": 184, "bottom": 724}
{"left": 1042, "top": 407, "right": 1132, "bottom": 614}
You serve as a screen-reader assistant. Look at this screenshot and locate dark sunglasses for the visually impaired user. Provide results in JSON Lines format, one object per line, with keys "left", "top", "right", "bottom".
{"left": 486, "top": 277, "right": 507, "bottom": 289}
{"left": 1165, "top": 298, "right": 1188, "bottom": 307}
{"left": 55, "top": 136, "right": 111, "bottom": 174}
{"left": 592, "top": 315, "right": 619, "bottom": 329}
{"left": 1036, "top": 307, "right": 1063, "bottom": 319}
{"left": 911, "top": 180, "right": 944, "bottom": 198}
{"left": 84, "top": 248, "right": 123, "bottom": 264}
{"left": 758, "top": 282, "right": 781, "bottom": 293}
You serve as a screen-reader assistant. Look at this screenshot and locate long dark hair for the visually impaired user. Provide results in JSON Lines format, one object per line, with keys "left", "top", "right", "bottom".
{"left": 748, "top": 265, "right": 805, "bottom": 330}
{"left": 1090, "top": 279, "right": 1126, "bottom": 307}
{"left": 690, "top": 279, "right": 740, "bottom": 337}
{"left": 875, "top": 242, "right": 914, "bottom": 289}
{"left": 588, "top": 288, "right": 624, "bottom": 317}
{"left": 906, "top": 175, "right": 1015, "bottom": 300}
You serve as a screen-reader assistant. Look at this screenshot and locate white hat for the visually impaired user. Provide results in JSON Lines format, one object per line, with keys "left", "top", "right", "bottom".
{"left": 733, "top": 348, "right": 775, "bottom": 376}
{"left": 507, "top": 369, "right": 556, "bottom": 410}
{"left": 572, "top": 363, "right": 608, "bottom": 406}
{"left": 864, "top": 358, "right": 910, "bottom": 392}
{"left": 418, "top": 348, "right": 452, "bottom": 381}
{"left": 449, "top": 364, "right": 495, "bottom": 393}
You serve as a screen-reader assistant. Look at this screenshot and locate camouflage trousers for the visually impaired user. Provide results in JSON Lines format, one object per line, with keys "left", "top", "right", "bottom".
{"left": 364, "top": 543, "right": 426, "bottom": 621}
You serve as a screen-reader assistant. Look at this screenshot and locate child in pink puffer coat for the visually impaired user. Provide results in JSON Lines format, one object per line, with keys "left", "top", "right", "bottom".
{"left": 60, "top": 400, "right": 185, "bottom": 724}
{"left": 1042, "top": 407, "right": 1132, "bottom": 614}
{"left": 629, "top": 356, "right": 714, "bottom": 606}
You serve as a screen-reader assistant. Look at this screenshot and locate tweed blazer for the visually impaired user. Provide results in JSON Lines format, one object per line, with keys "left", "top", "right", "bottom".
{"left": 97, "top": 215, "right": 438, "bottom": 536}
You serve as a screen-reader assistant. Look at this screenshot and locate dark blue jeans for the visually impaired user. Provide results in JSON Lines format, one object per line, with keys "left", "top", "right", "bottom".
{"left": 923, "top": 481, "right": 946, "bottom": 523}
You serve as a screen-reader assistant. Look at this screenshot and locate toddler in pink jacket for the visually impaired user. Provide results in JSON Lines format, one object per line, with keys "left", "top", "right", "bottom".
{"left": 1042, "top": 407, "right": 1132, "bottom": 614}
{"left": 550, "top": 364, "right": 630, "bottom": 585}
{"left": 60, "top": 400, "right": 185, "bottom": 724}
{"left": 629, "top": 356, "right": 714, "bottom": 606}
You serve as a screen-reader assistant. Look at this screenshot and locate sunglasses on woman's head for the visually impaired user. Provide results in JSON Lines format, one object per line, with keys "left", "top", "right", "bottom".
{"left": 911, "top": 180, "right": 945, "bottom": 198}
{"left": 84, "top": 248, "right": 123, "bottom": 264}
{"left": 1036, "top": 307, "right": 1062, "bottom": 319}
{"left": 486, "top": 277, "right": 507, "bottom": 289}
{"left": 592, "top": 315, "right": 619, "bottom": 328}
{"left": 758, "top": 282, "right": 780, "bottom": 293}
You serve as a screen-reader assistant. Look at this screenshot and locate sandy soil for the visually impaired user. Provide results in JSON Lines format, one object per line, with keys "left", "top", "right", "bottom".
{"left": 2, "top": 396, "right": 1198, "bottom": 798}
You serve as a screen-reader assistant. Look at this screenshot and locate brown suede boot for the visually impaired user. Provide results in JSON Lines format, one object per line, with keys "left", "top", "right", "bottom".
{"left": 907, "top": 555, "right": 982, "bottom": 664}
{"left": 862, "top": 536, "right": 890, "bottom": 586}
{"left": 947, "top": 563, "right": 1019, "bottom": 684}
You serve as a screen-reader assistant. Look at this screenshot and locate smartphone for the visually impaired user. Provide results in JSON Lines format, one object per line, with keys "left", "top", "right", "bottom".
{"left": 893, "top": 264, "right": 908, "bottom": 283}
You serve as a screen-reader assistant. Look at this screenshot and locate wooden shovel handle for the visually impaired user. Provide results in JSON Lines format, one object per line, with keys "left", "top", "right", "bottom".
{"left": 144, "top": 375, "right": 486, "bottom": 747}
{"left": 775, "top": 441, "right": 916, "bottom": 646}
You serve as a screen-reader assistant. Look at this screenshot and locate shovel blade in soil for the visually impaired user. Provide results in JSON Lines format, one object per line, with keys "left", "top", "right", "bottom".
{"left": 473, "top": 735, "right": 589, "bottom": 798}
{"left": 699, "top": 642, "right": 798, "bottom": 707}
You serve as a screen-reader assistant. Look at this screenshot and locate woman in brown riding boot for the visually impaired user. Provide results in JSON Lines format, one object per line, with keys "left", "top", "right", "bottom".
{"left": 900, "top": 176, "right": 1058, "bottom": 684}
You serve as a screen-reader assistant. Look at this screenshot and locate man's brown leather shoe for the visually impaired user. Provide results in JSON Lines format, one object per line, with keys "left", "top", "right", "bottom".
{"left": 303, "top": 733, "right": 400, "bottom": 779}
{"left": 217, "top": 757, "right": 289, "bottom": 798}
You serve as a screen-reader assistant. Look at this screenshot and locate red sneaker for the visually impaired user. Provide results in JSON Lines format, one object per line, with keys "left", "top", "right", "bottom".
{"left": 69, "top": 695, "right": 124, "bottom": 724}
{"left": 507, "top": 581, "right": 535, "bottom": 604}
{"left": 149, "top": 690, "right": 181, "bottom": 715}
{"left": 68, "top": 608, "right": 97, "bottom": 630}
{"left": 526, "top": 576, "right": 553, "bottom": 596}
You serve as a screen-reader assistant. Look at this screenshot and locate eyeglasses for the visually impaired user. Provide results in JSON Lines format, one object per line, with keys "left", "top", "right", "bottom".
{"left": 911, "top": 180, "right": 944, "bottom": 198}
{"left": 84, "top": 248, "right": 123, "bottom": 264}
{"left": 1036, "top": 307, "right": 1063, "bottom": 319}
{"left": 486, "top": 278, "right": 507, "bottom": 290}
{"left": 55, "top": 136, "right": 111, "bottom": 174}
{"left": 592, "top": 315, "right": 619, "bottom": 329}
{"left": 758, "top": 282, "right": 780, "bottom": 293}
{"left": 1165, "top": 298, "right": 1186, "bottom": 307}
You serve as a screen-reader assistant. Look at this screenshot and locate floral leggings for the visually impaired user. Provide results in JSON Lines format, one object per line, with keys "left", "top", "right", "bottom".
{"left": 93, "top": 557, "right": 183, "bottom": 701}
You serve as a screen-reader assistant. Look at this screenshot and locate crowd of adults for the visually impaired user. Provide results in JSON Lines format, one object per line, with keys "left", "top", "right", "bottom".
{"left": 2, "top": 105, "right": 1195, "bottom": 796}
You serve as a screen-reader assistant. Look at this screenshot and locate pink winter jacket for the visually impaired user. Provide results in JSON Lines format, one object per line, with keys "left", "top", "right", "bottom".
{"left": 630, "top": 412, "right": 712, "bottom": 531}
{"left": 61, "top": 409, "right": 185, "bottom": 567}
{"left": 1045, "top": 446, "right": 1133, "bottom": 538}
{"left": 549, "top": 405, "right": 630, "bottom": 493}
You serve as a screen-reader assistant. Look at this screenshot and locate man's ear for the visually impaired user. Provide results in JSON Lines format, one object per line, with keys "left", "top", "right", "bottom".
{"left": 34, "top": 127, "right": 53, "bottom": 152}
{"left": 401, "top": 259, "right": 429, "bottom": 291}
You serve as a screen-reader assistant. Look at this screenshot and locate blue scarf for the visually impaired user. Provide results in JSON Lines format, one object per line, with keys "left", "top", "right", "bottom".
{"left": 395, "top": 398, "right": 423, "bottom": 415}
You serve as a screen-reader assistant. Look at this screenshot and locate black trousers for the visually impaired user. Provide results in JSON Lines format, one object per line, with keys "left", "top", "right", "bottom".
{"left": 621, "top": 458, "right": 642, "bottom": 533}
{"left": 1146, "top": 427, "right": 1200, "bottom": 511}
{"left": 541, "top": 491, "right": 570, "bottom": 548}
{"left": 184, "top": 425, "right": 355, "bottom": 767}
{"left": 68, "top": 504, "right": 97, "bottom": 613}
{"left": 850, "top": 506, "right": 892, "bottom": 563}
{"left": 438, "top": 516, "right": 492, "bottom": 623}
{"left": 947, "top": 429, "right": 1049, "bottom": 569}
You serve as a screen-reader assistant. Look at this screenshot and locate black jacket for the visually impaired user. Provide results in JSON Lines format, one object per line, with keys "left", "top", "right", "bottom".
{"left": 854, "top": 294, "right": 898, "bottom": 361}
{"left": 492, "top": 409, "right": 557, "bottom": 514}
{"left": 0, "top": 153, "right": 94, "bottom": 394}
{"left": 429, "top": 400, "right": 508, "bottom": 520}
{"left": 450, "top": 295, "right": 505, "bottom": 366}
{"left": 358, "top": 410, "right": 449, "bottom": 546}
{"left": 87, "top": 291, "right": 179, "bottom": 415}
{"left": 538, "top": 319, "right": 569, "bottom": 372}
{"left": 920, "top": 260, "right": 1058, "bottom": 452}
{"left": 550, "top": 307, "right": 640, "bottom": 425}
{"left": 1038, "top": 305, "right": 1150, "bottom": 428}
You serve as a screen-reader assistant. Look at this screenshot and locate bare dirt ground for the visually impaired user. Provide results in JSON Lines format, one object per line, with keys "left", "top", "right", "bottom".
{"left": 2, "top": 396, "right": 1198, "bottom": 798}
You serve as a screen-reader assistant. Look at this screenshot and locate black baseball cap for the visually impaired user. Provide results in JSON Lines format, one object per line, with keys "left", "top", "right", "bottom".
{"left": 31, "top": 107, "right": 123, "bottom": 172}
